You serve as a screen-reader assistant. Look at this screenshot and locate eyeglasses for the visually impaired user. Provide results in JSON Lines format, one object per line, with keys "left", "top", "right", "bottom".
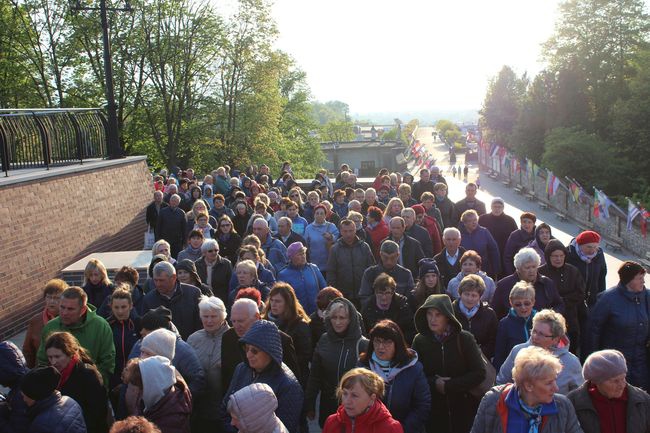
{"left": 373, "top": 338, "right": 394, "bottom": 348}
{"left": 513, "top": 301, "right": 533, "bottom": 308}
{"left": 532, "top": 330, "right": 554, "bottom": 339}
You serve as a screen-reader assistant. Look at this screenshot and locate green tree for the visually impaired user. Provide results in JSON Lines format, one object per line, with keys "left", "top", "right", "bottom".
{"left": 435, "top": 119, "right": 462, "bottom": 146}
{"left": 321, "top": 120, "right": 355, "bottom": 142}
{"left": 311, "top": 100, "right": 349, "bottom": 125}
{"left": 479, "top": 66, "right": 528, "bottom": 148}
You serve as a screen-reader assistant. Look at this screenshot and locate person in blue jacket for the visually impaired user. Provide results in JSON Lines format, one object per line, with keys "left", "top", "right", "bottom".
{"left": 221, "top": 320, "right": 304, "bottom": 433}
{"left": 304, "top": 205, "right": 339, "bottom": 276}
{"left": 458, "top": 209, "right": 500, "bottom": 278}
{"left": 358, "top": 319, "right": 431, "bottom": 433}
{"left": 589, "top": 261, "right": 649, "bottom": 390}
{"left": 277, "top": 242, "right": 327, "bottom": 315}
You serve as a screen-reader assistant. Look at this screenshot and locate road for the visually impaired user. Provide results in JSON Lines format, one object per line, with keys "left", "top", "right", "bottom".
{"left": 412, "top": 126, "right": 650, "bottom": 288}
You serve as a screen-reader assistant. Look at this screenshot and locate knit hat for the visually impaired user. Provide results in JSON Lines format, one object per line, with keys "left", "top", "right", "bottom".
{"left": 141, "top": 306, "right": 173, "bottom": 331}
{"left": 313, "top": 204, "right": 327, "bottom": 215}
{"left": 576, "top": 230, "right": 601, "bottom": 245}
{"left": 286, "top": 242, "right": 306, "bottom": 260}
{"left": 141, "top": 328, "right": 177, "bottom": 361}
{"left": 583, "top": 350, "right": 628, "bottom": 384}
{"left": 491, "top": 197, "right": 505, "bottom": 206}
{"left": 21, "top": 366, "right": 60, "bottom": 400}
{"left": 412, "top": 204, "right": 425, "bottom": 216}
{"left": 418, "top": 258, "right": 440, "bottom": 279}
{"left": 227, "top": 383, "right": 284, "bottom": 433}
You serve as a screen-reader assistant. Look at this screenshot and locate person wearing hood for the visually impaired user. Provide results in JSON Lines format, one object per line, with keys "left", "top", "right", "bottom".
{"left": 177, "top": 230, "right": 205, "bottom": 263}
{"left": 187, "top": 296, "right": 230, "bottom": 433}
{"left": 478, "top": 198, "right": 518, "bottom": 277}
{"left": 221, "top": 320, "right": 304, "bottom": 433}
{"left": 493, "top": 281, "right": 537, "bottom": 372}
{"left": 452, "top": 275, "right": 498, "bottom": 360}
{"left": 458, "top": 210, "right": 500, "bottom": 279}
{"left": 588, "top": 261, "right": 649, "bottom": 390}
{"left": 37, "top": 286, "right": 115, "bottom": 387}
{"left": 411, "top": 294, "right": 486, "bottom": 433}
{"left": 0, "top": 341, "right": 30, "bottom": 433}
{"left": 433, "top": 182, "right": 458, "bottom": 229}
{"left": 446, "top": 250, "right": 497, "bottom": 303}
{"left": 181, "top": 184, "right": 203, "bottom": 212}
{"left": 201, "top": 184, "right": 214, "bottom": 210}
{"left": 326, "top": 219, "right": 376, "bottom": 308}
{"left": 227, "top": 383, "right": 289, "bottom": 433}
{"left": 361, "top": 273, "right": 415, "bottom": 343}
{"left": 503, "top": 212, "right": 537, "bottom": 276}
{"left": 124, "top": 356, "right": 192, "bottom": 433}
{"left": 538, "top": 240, "right": 586, "bottom": 357}
{"left": 526, "top": 223, "right": 554, "bottom": 266}
{"left": 322, "top": 368, "right": 404, "bottom": 433}
{"left": 195, "top": 239, "right": 232, "bottom": 302}
{"left": 358, "top": 320, "right": 431, "bottom": 432}
{"left": 491, "top": 248, "right": 564, "bottom": 320}
{"left": 277, "top": 243, "right": 326, "bottom": 315}
{"left": 20, "top": 366, "right": 87, "bottom": 433}
{"left": 496, "top": 309, "right": 583, "bottom": 395}
{"left": 232, "top": 201, "right": 252, "bottom": 237}
{"left": 306, "top": 298, "right": 369, "bottom": 427}
{"left": 175, "top": 259, "right": 213, "bottom": 297}
{"left": 568, "top": 349, "right": 650, "bottom": 433}
{"left": 471, "top": 346, "right": 582, "bottom": 433}
{"left": 566, "top": 230, "right": 607, "bottom": 309}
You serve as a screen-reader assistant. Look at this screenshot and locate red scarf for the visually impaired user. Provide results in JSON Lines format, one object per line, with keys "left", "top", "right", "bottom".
{"left": 42, "top": 308, "right": 56, "bottom": 325}
{"left": 588, "top": 383, "right": 628, "bottom": 433}
{"left": 57, "top": 353, "right": 80, "bottom": 389}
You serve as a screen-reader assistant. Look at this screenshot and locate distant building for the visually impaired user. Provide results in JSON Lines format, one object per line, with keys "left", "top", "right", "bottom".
{"left": 320, "top": 140, "right": 408, "bottom": 177}
{"left": 353, "top": 125, "right": 394, "bottom": 141}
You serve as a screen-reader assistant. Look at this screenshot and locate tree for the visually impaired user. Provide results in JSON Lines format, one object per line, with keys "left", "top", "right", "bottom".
{"left": 435, "top": 119, "right": 462, "bottom": 146}
{"left": 321, "top": 120, "right": 355, "bottom": 142}
{"left": 310, "top": 100, "right": 349, "bottom": 125}
{"left": 479, "top": 66, "right": 528, "bottom": 148}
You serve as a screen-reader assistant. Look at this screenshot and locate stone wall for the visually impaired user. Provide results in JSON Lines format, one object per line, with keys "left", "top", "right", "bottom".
{"left": 480, "top": 151, "right": 650, "bottom": 257}
{"left": 0, "top": 157, "right": 152, "bottom": 339}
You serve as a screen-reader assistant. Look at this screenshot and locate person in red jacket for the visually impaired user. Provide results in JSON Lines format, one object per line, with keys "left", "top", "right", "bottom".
{"left": 365, "top": 206, "right": 390, "bottom": 261}
{"left": 322, "top": 368, "right": 403, "bottom": 433}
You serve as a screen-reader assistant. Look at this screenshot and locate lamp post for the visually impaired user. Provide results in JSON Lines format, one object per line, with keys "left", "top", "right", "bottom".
{"left": 72, "top": 0, "right": 131, "bottom": 159}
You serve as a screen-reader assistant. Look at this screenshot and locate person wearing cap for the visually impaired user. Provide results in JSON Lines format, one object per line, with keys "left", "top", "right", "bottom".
{"left": 503, "top": 212, "right": 538, "bottom": 276}
{"left": 433, "top": 182, "right": 457, "bottom": 229}
{"left": 567, "top": 230, "right": 607, "bottom": 308}
{"left": 21, "top": 366, "right": 87, "bottom": 433}
{"left": 568, "top": 349, "right": 650, "bottom": 433}
{"left": 588, "top": 261, "right": 649, "bottom": 390}
{"left": 478, "top": 198, "right": 518, "bottom": 277}
{"left": 359, "top": 240, "right": 416, "bottom": 306}
{"left": 538, "top": 240, "right": 586, "bottom": 357}
{"left": 277, "top": 242, "right": 327, "bottom": 315}
{"left": 412, "top": 258, "right": 445, "bottom": 311}
{"left": 326, "top": 219, "right": 375, "bottom": 308}
{"left": 434, "top": 227, "right": 467, "bottom": 290}
{"left": 221, "top": 320, "right": 304, "bottom": 433}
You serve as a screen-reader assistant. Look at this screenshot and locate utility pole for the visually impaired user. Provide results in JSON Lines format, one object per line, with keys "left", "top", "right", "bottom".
{"left": 72, "top": 0, "right": 131, "bottom": 159}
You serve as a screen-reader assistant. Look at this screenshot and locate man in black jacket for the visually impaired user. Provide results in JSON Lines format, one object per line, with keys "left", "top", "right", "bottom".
{"left": 454, "top": 182, "right": 486, "bottom": 221}
{"left": 411, "top": 168, "right": 436, "bottom": 203}
{"left": 382, "top": 217, "right": 424, "bottom": 279}
{"left": 359, "top": 240, "right": 415, "bottom": 305}
{"left": 402, "top": 207, "right": 433, "bottom": 258}
{"left": 146, "top": 191, "right": 168, "bottom": 231}
{"left": 433, "top": 227, "right": 467, "bottom": 290}
{"left": 275, "top": 216, "right": 306, "bottom": 247}
{"left": 155, "top": 194, "right": 186, "bottom": 258}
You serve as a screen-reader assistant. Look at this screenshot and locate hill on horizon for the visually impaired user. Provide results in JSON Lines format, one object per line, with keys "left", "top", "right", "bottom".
{"left": 351, "top": 109, "right": 479, "bottom": 125}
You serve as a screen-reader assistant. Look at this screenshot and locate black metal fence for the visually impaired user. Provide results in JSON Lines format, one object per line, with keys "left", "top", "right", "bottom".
{"left": 0, "top": 108, "right": 108, "bottom": 176}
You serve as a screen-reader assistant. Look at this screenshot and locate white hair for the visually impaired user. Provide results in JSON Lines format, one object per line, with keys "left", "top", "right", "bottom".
{"left": 514, "top": 247, "right": 541, "bottom": 270}
{"left": 252, "top": 218, "right": 269, "bottom": 229}
{"left": 443, "top": 227, "right": 461, "bottom": 238}
{"left": 348, "top": 200, "right": 361, "bottom": 210}
{"left": 198, "top": 296, "right": 227, "bottom": 321}
{"left": 201, "top": 239, "right": 219, "bottom": 253}
{"left": 232, "top": 298, "right": 259, "bottom": 318}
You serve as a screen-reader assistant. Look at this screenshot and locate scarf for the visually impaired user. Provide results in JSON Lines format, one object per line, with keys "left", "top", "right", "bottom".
{"left": 459, "top": 302, "right": 479, "bottom": 319}
{"left": 433, "top": 324, "right": 452, "bottom": 343}
{"left": 42, "top": 308, "right": 56, "bottom": 325}
{"left": 371, "top": 353, "right": 392, "bottom": 380}
{"left": 573, "top": 239, "right": 598, "bottom": 263}
{"left": 218, "top": 232, "right": 231, "bottom": 242}
{"left": 57, "top": 353, "right": 80, "bottom": 389}
{"left": 517, "top": 396, "right": 543, "bottom": 433}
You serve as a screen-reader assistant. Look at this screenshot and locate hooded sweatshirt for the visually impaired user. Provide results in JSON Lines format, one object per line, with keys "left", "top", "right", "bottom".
{"left": 140, "top": 356, "right": 177, "bottom": 411}
{"left": 227, "top": 383, "right": 289, "bottom": 433}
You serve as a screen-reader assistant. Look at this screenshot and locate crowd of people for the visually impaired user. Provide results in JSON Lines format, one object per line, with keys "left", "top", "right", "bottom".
{"left": 1, "top": 161, "right": 650, "bottom": 433}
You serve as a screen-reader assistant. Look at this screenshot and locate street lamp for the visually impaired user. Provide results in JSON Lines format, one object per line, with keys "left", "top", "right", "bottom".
{"left": 71, "top": 0, "right": 131, "bottom": 159}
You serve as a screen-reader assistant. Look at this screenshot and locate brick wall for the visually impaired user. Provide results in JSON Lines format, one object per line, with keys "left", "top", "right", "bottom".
{"left": 0, "top": 157, "right": 152, "bottom": 339}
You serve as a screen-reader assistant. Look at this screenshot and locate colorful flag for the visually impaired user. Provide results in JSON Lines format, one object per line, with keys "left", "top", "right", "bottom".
{"left": 627, "top": 200, "right": 641, "bottom": 231}
{"left": 490, "top": 144, "right": 499, "bottom": 157}
{"left": 546, "top": 171, "right": 561, "bottom": 197}
{"left": 593, "top": 188, "right": 613, "bottom": 220}
{"left": 642, "top": 207, "right": 650, "bottom": 238}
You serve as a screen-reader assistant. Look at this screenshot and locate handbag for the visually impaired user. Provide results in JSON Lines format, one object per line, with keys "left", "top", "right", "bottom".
{"left": 143, "top": 228, "right": 155, "bottom": 249}
{"left": 456, "top": 334, "right": 496, "bottom": 399}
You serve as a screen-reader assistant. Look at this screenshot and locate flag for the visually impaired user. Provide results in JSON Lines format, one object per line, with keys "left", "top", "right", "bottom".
{"left": 593, "top": 188, "right": 613, "bottom": 220}
{"left": 490, "top": 144, "right": 499, "bottom": 158}
{"left": 546, "top": 171, "right": 561, "bottom": 197}
{"left": 641, "top": 207, "right": 650, "bottom": 238}
{"left": 627, "top": 200, "right": 641, "bottom": 231}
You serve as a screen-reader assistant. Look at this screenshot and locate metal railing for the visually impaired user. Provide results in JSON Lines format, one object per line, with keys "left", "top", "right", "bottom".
{"left": 0, "top": 108, "right": 108, "bottom": 177}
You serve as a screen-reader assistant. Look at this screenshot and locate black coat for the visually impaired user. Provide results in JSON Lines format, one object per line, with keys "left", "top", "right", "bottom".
{"left": 275, "top": 231, "right": 306, "bottom": 248}
{"left": 269, "top": 317, "right": 312, "bottom": 388}
{"left": 59, "top": 361, "right": 108, "bottom": 433}
{"left": 146, "top": 201, "right": 168, "bottom": 230}
{"left": 538, "top": 263, "right": 585, "bottom": 335}
{"left": 142, "top": 282, "right": 202, "bottom": 340}
{"left": 478, "top": 212, "right": 518, "bottom": 273}
{"left": 194, "top": 255, "right": 232, "bottom": 304}
{"left": 412, "top": 180, "right": 435, "bottom": 203}
{"left": 383, "top": 234, "right": 425, "bottom": 280}
{"left": 155, "top": 206, "right": 187, "bottom": 257}
{"left": 434, "top": 247, "right": 467, "bottom": 290}
{"left": 454, "top": 197, "right": 487, "bottom": 218}
{"left": 566, "top": 242, "right": 607, "bottom": 307}
{"left": 217, "top": 232, "right": 242, "bottom": 264}
{"left": 436, "top": 197, "right": 458, "bottom": 229}
{"left": 406, "top": 224, "right": 434, "bottom": 258}
{"left": 452, "top": 300, "right": 498, "bottom": 359}
{"left": 362, "top": 293, "right": 415, "bottom": 343}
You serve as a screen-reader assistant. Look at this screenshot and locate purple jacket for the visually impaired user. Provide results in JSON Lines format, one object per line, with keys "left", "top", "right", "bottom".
{"left": 491, "top": 272, "right": 565, "bottom": 320}
{"left": 503, "top": 228, "right": 535, "bottom": 275}
{"left": 459, "top": 224, "right": 500, "bottom": 277}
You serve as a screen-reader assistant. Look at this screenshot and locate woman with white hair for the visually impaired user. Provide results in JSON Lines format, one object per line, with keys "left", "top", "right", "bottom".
{"left": 188, "top": 296, "right": 230, "bottom": 433}
{"left": 568, "top": 349, "right": 650, "bottom": 433}
{"left": 491, "top": 247, "right": 565, "bottom": 319}
{"left": 471, "top": 346, "right": 583, "bottom": 433}
{"left": 195, "top": 239, "right": 233, "bottom": 303}
{"left": 152, "top": 239, "right": 176, "bottom": 265}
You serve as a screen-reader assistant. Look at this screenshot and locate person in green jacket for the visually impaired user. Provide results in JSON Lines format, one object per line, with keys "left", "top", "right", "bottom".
{"left": 37, "top": 286, "right": 115, "bottom": 387}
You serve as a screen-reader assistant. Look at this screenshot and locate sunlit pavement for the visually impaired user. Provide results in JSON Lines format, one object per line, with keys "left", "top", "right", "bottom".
{"left": 412, "top": 127, "right": 650, "bottom": 288}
